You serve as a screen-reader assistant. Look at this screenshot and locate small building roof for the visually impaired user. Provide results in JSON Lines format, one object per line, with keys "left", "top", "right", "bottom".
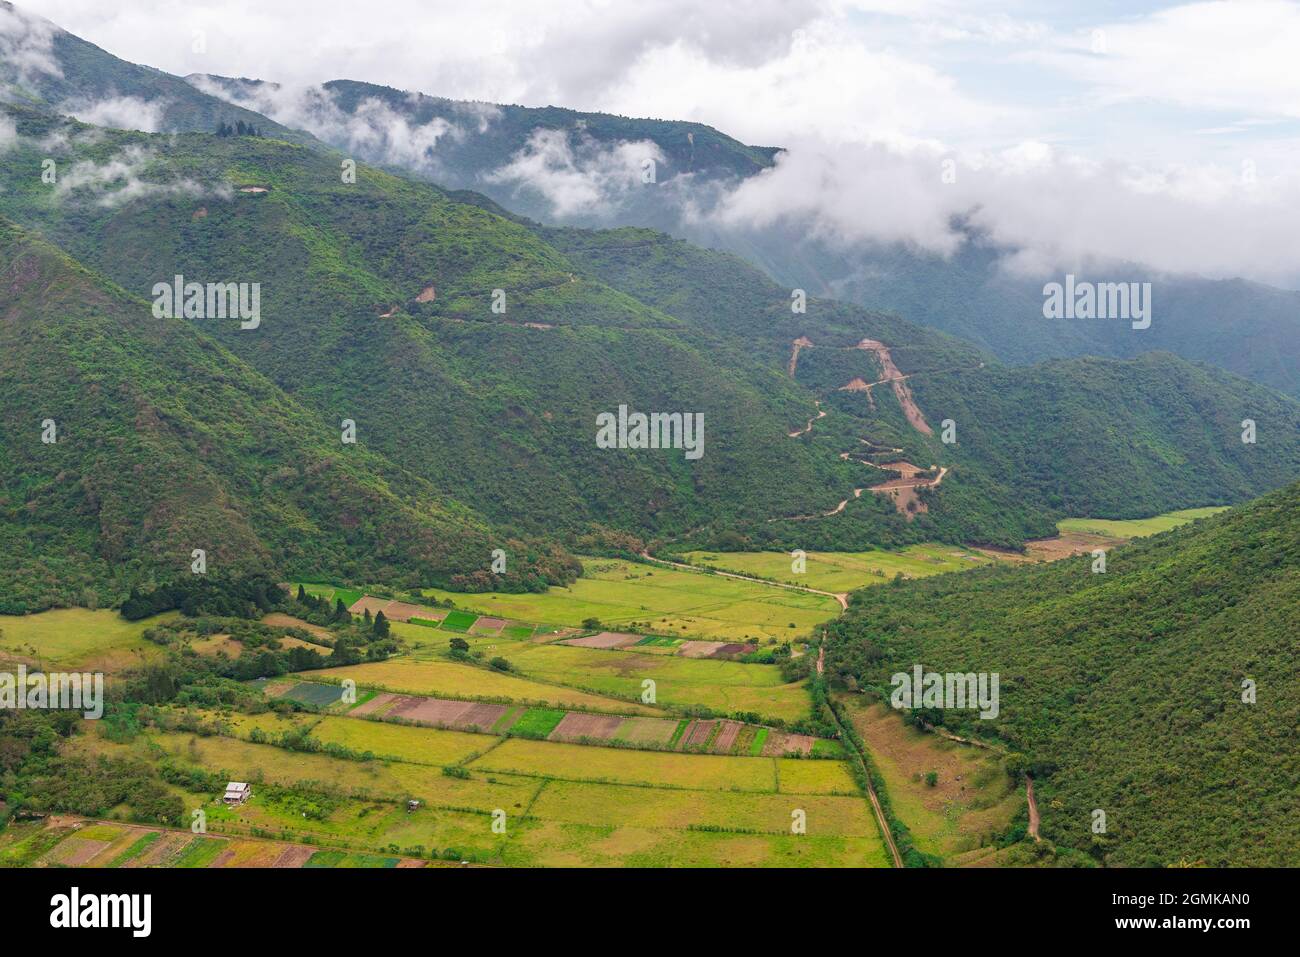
{"left": 224, "top": 782, "right": 250, "bottom": 792}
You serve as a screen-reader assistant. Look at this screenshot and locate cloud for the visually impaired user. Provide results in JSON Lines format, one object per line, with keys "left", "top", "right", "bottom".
{"left": 60, "top": 95, "right": 168, "bottom": 132}
{"left": 189, "top": 76, "right": 466, "bottom": 171}
{"left": 484, "top": 128, "right": 666, "bottom": 218}
{"left": 701, "top": 134, "right": 1300, "bottom": 286}
{"left": 55, "top": 144, "right": 226, "bottom": 207}
{"left": 0, "top": 2, "right": 62, "bottom": 85}
{"left": 1021, "top": 1, "right": 1300, "bottom": 120}
{"left": 0, "top": 112, "right": 17, "bottom": 149}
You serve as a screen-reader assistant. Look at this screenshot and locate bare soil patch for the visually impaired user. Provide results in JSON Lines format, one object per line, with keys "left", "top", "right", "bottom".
{"left": 561, "top": 631, "right": 641, "bottom": 650}
{"left": 548, "top": 712, "right": 624, "bottom": 742}
{"left": 272, "top": 845, "right": 315, "bottom": 868}
{"left": 712, "top": 720, "right": 742, "bottom": 753}
{"left": 617, "top": 717, "right": 680, "bottom": 745}
{"left": 678, "top": 640, "right": 726, "bottom": 658}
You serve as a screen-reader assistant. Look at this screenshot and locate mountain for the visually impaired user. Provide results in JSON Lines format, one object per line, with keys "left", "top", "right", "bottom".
{"left": 821, "top": 481, "right": 1300, "bottom": 866}
{"left": 0, "top": 1, "right": 314, "bottom": 143}
{"left": 740, "top": 229, "right": 1300, "bottom": 399}
{"left": 0, "top": 215, "right": 577, "bottom": 613}
{"left": 2, "top": 102, "right": 1298, "bottom": 567}
{"left": 190, "top": 75, "right": 778, "bottom": 194}
{"left": 181, "top": 66, "right": 1300, "bottom": 399}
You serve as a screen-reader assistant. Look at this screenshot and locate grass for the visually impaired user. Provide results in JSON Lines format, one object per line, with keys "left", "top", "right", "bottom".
{"left": 507, "top": 708, "right": 567, "bottom": 738}
{"left": 299, "top": 658, "right": 663, "bottom": 715}
{"left": 107, "top": 830, "right": 161, "bottom": 867}
{"left": 420, "top": 557, "right": 840, "bottom": 642}
{"left": 678, "top": 545, "right": 992, "bottom": 593}
{"left": 837, "top": 697, "right": 1020, "bottom": 861}
{"left": 0, "top": 608, "right": 176, "bottom": 671}
{"left": 174, "top": 836, "right": 227, "bottom": 868}
{"left": 1056, "top": 507, "right": 1230, "bottom": 539}
{"left": 470, "top": 737, "right": 780, "bottom": 791}
{"left": 309, "top": 716, "right": 490, "bottom": 766}
{"left": 439, "top": 610, "right": 478, "bottom": 632}
{"left": 493, "top": 642, "right": 810, "bottom": 723}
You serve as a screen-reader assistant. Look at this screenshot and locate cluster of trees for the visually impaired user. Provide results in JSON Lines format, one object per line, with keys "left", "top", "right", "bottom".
{"left": 214, "top": 119, "right": 261, "bottom": 137}
{"left": 121, "top": 575, "right": 287, "bottom": 620}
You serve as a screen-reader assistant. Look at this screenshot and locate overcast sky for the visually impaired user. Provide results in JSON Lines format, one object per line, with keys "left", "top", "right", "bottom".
{"left": 14, "top": 0, "right": 1300, "bottom": 284}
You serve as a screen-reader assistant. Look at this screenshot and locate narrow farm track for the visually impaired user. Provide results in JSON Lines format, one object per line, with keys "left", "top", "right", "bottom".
{"left": 1027, "top": 776, "right": 1042, "bottom": 843}
{"left": 639, "top": 550, "right": 848, "bottom": 610}
{"left": 823, "top": 698, "right": 903, "bottom": 868}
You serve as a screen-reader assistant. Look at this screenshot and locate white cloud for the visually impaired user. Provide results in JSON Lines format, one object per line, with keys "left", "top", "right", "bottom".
{"left": 60, "top": 95, "right": 167, "bottom": 132}
{"left": 0, "top": 2, "right": 62, "bottom": 85}
{"left": 0, "top": 112, "right": 18, "bottom": 149}
{"left": 55, "top": 144, "right": 226, "bottom": 207}
{"left": 189, "top": 76, "right": 466, "bottom": 171}
{"left": 485, "top": 128, "right": 665, "bottom": 217}
{"left": 1022, "top": 1, "right": 1300, "bottom": 119}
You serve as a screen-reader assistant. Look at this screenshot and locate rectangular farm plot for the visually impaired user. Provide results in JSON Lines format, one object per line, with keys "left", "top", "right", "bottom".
{"left": 561, "top": 631, "right": 642, "bottom": 650}
{"left": 614, "top": 716, "right": 680, "bottom": 746}
{"left": 678, "top": 640, "right": 726, "bottom": 658}
{"left": 348, "top": 691, "right": 402, "bottom": 717}
{"left": 387, "top": 696, "right": 508, "bottom": 732}
{"left": 497, "top": 644, "right": 810, "bottom": 723}
{"left": 469, "top": 738, "right": 777, "bottom": 791}
{"left": 146, "top": 731, "right": 534, "bottom": 813}
{"left": 509, "top": 707, "right": 567, "bottom": 738}
{"left": 310, "top": 716, "right": 489, "bottom": 766}
{"left": 305, "top": 659, "right": 662, "bottom": 715}
{"left": 712, "top": 720, "right": 742, "bottom": 753}
{"left": 547, "top": 711, "right": 624, "bottom": 743}
{"left": 469, "top": 616, "right": 507, "bottom": 635}
{"left": 532, "top": 779, "right": 878, "bottom": 836}
{"left": 438, "top": 610, "right": 478, "bottom": 632}
{"left": 777, "top": 759, "right": 861, "bottom": 795}
{"left": 278, "top": 682, "right": 347, "bottom": 708}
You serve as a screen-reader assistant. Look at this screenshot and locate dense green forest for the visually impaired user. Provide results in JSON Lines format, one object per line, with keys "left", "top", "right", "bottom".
{"left": 821, "top": 482, "right": 1300, "bottom": 866}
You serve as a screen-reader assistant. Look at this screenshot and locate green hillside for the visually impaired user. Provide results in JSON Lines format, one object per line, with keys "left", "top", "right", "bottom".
{"left": 1, "top": 104, "right": 1297, "bottom": 567}
{"left": 821, "top": 484, "right": 1300, "bottom": 866}
{"left": 0, "top": 217, "right": 575, "bottom": 612}
{"left": 0, "top": 2, "right": 314, "bottom": 143}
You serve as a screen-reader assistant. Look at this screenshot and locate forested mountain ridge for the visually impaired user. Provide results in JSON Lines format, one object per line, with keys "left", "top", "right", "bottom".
{"left": 0, "top": 216, "right": 579, "bottom": 613}
{"left": 821, "top": 481, "right": 1300, "bottom": 866}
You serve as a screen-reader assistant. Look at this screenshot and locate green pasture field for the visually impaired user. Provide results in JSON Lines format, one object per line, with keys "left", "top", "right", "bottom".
{"left": 0, "top": 608, "right": 176, "bottom": 671}
{"left": 419, "top": 557, "right": 840, "bottom": 641}
{"left": 493, "top": 642, "right": 811, "bottom": 723}
{"left": 678, "top": 544, "right": 992, "bottom": 593}
{"left": 1056, "top": 507, "right": 1229, "bottom": 539}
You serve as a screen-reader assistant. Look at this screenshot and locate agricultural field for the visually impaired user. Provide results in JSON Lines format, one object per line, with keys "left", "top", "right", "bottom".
{"left": 837, "top": 697, "right": 1021, "bottom": 864}
{"left": 1055, "top": 507, "right": 1229, "bottom": 539}
{"left": 0, "top": 817, "right": 430, "bottom": 868}
{"left": 678, "top": 545, "right": 993, "bottom": 592}
{"left": 488, "top": 642, "right": 811, "bottom": 723}
{"left": 59, "top": 711, "right": 887, "bottom": 868}
{"left": 419, "top": 558, "right": 840, "bottom": 641}
{"left": 301, "top": 657, "right": 664, "bottom": 715}
{"left": 0, "top": 608, "right": 176, "bottom": 672}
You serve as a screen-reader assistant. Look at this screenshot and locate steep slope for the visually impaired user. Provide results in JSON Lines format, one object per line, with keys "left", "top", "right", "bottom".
{"left": 189, "top": 74, "right": 777, "bottom": 206}
{"left": 757, "top": 232, "right": 1300, "bottom": 398}
{"left": 821, "top": 483, "right": 1300, "bottom": 866}
{"left": 2, "top": 103, "right": 1298, "bottom": 560}
{"left": 0, "top": 105, "right": 853, "bottom": 544}
{"left": 544, "top": 226, "right": 1300, "bottom": 547}
{"left": 0, "top": 217, "right": 575, "bottom": 613}
{"left": 0, "top": 2, "right": 313, "bottom": 142}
